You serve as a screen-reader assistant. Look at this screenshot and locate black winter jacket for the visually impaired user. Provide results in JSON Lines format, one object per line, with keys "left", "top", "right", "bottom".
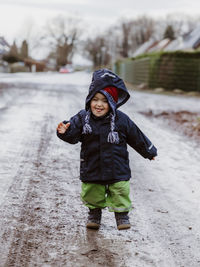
{"left": 57, "top": 69, "right": 157, "bottom": 184}
{"left": 57, "top": 109, "right": 157, "bottom": 184}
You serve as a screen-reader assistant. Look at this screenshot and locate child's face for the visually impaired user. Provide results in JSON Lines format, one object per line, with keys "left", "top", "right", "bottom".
{"left": 90, "top": 92, "right": 110, "bottom": 117}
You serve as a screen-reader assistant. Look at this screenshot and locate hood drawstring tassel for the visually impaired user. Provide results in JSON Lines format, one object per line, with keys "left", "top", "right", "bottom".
{"left": 82, "top": 111, "right": 92, "bottom": 134}
{"left": 82, "top": 110, "right": 119, "bottom": 144}
{"left": 107, "top": 113, "right": 119, "bottom": 144}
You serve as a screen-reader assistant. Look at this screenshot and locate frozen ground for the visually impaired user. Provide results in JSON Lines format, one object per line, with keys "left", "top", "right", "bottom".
{"left": 0, "top": 71, "right": 200, "bottom": 267}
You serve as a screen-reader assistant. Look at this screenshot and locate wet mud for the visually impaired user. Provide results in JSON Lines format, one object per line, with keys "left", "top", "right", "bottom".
{"left": 0, "top": 73, "right": 200, "bottom": 267}
{"left": 141, "top": 110, "right": 200, "bottom": 142}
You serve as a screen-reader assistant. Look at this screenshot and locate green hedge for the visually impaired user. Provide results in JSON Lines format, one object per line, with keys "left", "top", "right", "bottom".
{"left": 115, "top": 51, "right": 200, "bottom": 92}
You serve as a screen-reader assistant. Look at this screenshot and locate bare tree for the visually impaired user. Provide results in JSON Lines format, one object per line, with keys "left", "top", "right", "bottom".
{"left": 83, "top": 34, "right": 111, "bottom": 69}
{"left": 45, "top": 16, "right": 82, "bottom": 69}
{"left": 130, "top": 16, "right": 156, "bottom": 49}
{"left": 119, "top": 20, "right": 132, "bottom": 58}
{"left": 20, "top": 40, "right": 29, "bottom": 59}
{"left": 83, "top": 16, "right": 156, "bottom": 67}
{"left": 155, "top": 13, "right": 200, "bottom": 40}
{"left": 108, "top": 16, "right": 156, "bottom": 58}
{"left": 16, "top": 18, "right": 43, "bottom": 59}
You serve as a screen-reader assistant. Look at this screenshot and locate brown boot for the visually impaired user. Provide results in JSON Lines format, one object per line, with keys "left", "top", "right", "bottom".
{"left": 115, "top": 212, "right": 131, "bottom": 230}
{"left": 86, "top": 208, "right": 102, "bottom": 230}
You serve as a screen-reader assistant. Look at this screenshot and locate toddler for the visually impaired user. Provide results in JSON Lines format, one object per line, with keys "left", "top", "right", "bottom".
{"left": 57, "top": 69, "right": 157, "bottom": 230}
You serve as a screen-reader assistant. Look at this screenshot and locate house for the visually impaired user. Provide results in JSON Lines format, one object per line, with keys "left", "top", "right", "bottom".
{"left": 181, "top": 24, "right": 200, "bottom": 50}
{"left": 24, "top": 58, "right": 46, "bottom": 72}
{"left": 164, "top": 25, "right": 200, "bottom": 51}
{"left": 133, "top": 24, "right": 200, "bottom": 56}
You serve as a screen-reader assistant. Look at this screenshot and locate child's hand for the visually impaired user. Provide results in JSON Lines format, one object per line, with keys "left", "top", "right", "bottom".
{"left": 57, "top": 122, "right": 70, "bottom": 134}
{"left": 151, "top": 157, "right": 155, "bottom": 160}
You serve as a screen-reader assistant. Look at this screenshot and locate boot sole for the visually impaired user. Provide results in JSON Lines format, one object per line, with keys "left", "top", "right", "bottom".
{"left": 117, "top": 224, "right": 131, "bottom": 230}
{"left": 86, "top": 222, "right": 100, "bottom": 230}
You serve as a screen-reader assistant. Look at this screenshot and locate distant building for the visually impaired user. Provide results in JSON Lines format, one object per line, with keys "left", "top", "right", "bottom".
{"left": 164, "top": 25, "right": 200, "bottom": 51}
{"left": 24, "top": 58, "right": 46, "bottom": 72}
{"left": 133, "top": 24, "right": 200, "bottom": 56}
{"left": 180, "top": 24, "right": 200, "bottom": 50}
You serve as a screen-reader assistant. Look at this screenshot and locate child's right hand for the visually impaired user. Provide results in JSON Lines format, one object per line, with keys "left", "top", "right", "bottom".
{"left": 57, "top": 122, "right": 70, "bottom": 134}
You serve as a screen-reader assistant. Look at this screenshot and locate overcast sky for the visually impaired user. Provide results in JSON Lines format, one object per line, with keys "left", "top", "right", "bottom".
{"left": 1, "top": 0, "right": 200, "bottom": 44}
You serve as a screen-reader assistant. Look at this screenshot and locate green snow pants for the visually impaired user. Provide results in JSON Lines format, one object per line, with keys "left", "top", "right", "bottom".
{"left": 81, "top": 181, "right": 132, "bottom": 212}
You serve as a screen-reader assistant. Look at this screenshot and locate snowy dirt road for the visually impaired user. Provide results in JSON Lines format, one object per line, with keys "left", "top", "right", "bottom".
{"left": 0, "top": 72, "right": 200, "bottom": 267}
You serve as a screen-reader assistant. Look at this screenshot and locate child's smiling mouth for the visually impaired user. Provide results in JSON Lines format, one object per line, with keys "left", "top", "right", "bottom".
{"left": 95, "top": 108, "right": 103, "bottom": 112}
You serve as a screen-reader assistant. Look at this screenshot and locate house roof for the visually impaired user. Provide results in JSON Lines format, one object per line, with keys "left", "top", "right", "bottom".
{"left": 133, "top": 38, "right": 171, "bottom": 56}
{"left": 133, "top": 38, "right": 156, "bottom": 57}
{"left": 164, "top": 37, "right": 184, "bottom": 51}
{"left": 182, "top": 24, "right": 200, "bottom": 49}
{"left": 147, "top": 38, "right": 171, "bottom": 52}
{"left": 133, "top": 24, "right": 200, "bottom": 56}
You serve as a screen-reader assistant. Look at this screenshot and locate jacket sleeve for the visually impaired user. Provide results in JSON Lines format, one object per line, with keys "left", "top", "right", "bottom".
{"left": 56, "top": 110, "right": 84, "bottom": 144}
{"left": 126, "top": 116, "right": 157, "bottom": 160}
